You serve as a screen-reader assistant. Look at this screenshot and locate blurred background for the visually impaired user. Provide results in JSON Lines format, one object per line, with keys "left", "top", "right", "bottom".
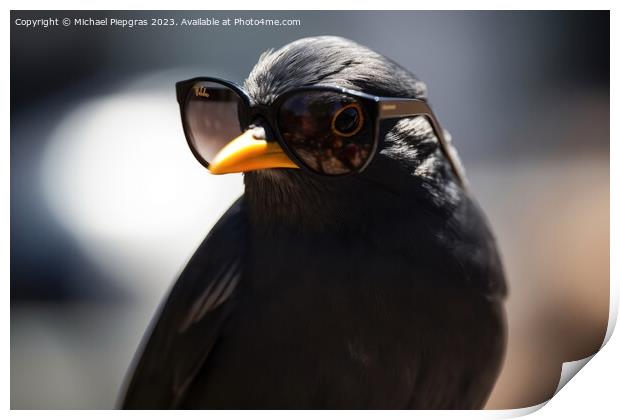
{"left": 10, "top": 11, "right": 609, "bottom": 409}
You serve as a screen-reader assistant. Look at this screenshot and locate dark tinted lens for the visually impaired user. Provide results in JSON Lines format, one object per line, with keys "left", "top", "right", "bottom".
{"left": 278, "top": 91, "right": 373, "bottom": 175}
{"left": 183, "top": 81, "right": 244, "bottom": 164}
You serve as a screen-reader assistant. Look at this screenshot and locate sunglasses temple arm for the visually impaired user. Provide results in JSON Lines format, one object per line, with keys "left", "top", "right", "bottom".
{"left": 377, "top": 100, "right": 468, "bottom": 189}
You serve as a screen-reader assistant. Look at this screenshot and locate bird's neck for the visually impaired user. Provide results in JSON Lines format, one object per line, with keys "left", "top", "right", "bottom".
{"left": 242, "top": 168, "right": 457, "bottom": 235}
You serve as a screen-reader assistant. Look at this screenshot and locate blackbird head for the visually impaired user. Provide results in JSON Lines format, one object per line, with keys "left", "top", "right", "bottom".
{"left": 218, "top": 36, "right": 465, "bottom": 230}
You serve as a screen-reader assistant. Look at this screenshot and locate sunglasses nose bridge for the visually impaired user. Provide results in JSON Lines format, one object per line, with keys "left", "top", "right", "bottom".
{"left": 247, "top": 108, "right": 278, "bottom": 143}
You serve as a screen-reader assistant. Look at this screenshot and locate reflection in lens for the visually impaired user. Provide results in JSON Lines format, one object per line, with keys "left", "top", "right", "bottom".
{"left": 184, "top": 82, "right": 244, "bottom": 164}
{"left": 278, "top": 92, "right": 373, "bottom": 175}
{"left": 332, "top": 104, "right": 364, "bottom": 137}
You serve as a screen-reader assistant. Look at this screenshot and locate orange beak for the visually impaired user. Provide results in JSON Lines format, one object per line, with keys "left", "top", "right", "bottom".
{"left": 207, "top": 129, "right": 299, "bottom": 174}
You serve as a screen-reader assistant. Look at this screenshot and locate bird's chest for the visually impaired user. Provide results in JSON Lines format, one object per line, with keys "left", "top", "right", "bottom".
{"left": 237, "top": 227, "right": 441, "bottom": 361}
{"left": 244, "top": 227, "right": 413, "bottom": 302}
{"left": 214, "top": 227, "right": 499, "bottom": 408}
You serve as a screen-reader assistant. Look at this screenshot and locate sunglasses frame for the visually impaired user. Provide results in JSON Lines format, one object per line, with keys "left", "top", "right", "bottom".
{"left": 176, "top": 77, "right": 465, "bottom": 186}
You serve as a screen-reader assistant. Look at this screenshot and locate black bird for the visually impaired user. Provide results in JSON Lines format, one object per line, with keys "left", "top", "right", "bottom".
{"left": 120, "top": 36, "right": 507, "bottom": 409}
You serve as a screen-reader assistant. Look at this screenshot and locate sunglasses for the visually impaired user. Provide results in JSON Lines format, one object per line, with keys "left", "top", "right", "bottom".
{"left": 176, "top": 77, "right": 464, "bottom": 184}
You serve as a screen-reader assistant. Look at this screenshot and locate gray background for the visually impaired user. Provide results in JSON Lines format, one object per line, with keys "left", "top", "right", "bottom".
{"left": 11, "top": 11, "right": 609, "bottom": 409}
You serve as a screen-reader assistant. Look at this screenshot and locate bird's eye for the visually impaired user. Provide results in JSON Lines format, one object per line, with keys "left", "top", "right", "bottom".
{"left": 331, "top": 103, "right": 364, "bottom": 137}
